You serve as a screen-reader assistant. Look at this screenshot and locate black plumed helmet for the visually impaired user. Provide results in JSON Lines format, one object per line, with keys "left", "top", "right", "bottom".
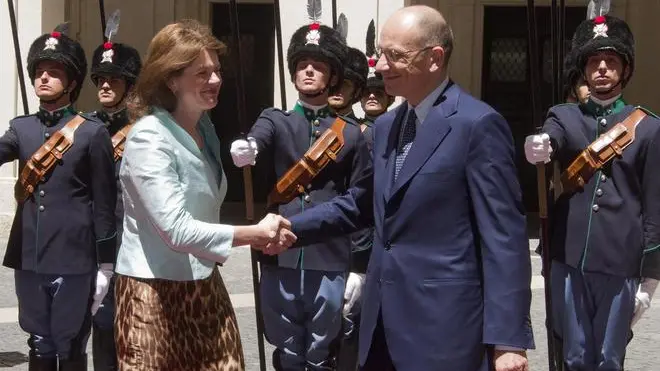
{"left": 91, "top": 42, "right": 142, "bottom": 86}
{"left": 344, "top": 47, "right": 368, "bottom": 91}
{"left": 27, "top": 26, "right": 87, "bottom": 103}
{"left": 287, "top": 23, "right": 348, "bottom": 90}
{"left": 571, "top": 15, "right": 634, "bottom": 81}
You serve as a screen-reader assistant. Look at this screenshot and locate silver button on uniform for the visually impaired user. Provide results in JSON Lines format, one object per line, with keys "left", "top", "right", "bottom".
{"left": 45, "top": 132, "right": 50, "bottom": 138}
{"left": 39, "top": 205, "right": 45, "bottom": 212}
{"left": 599, "top": 118, "right": 607, "bottom": 127}
{"left": 304, "top": 194, "right": 311, "bottom": 202}
{"left": 39, "top": 190, "right": 45, "bottom": 197}
{"left": 592, "top": 204, "right": 600, "bottom": 212}
{"left": 600, "top": 174, "right": 607, "bottom": 182}
{"left": 596, "top": 189, "right": 603, "bottom": 197}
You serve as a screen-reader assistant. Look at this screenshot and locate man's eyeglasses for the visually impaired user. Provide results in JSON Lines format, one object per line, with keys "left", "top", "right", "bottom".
{"left": 376, "top": 45, "right": 436, "bottom": 64}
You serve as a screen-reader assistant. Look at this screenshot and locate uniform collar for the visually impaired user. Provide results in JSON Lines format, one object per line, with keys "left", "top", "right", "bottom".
{"left": 293, "top": 101, "right": 331, "bottom": 121}
{"left": 36, "top": 104, "right": 76, "bottom": 126}
{"left": 583, "top": 96, "right": 626, "bottom": 117}
{"left": 97, "top": 107, "right": 129, "bottom": 132}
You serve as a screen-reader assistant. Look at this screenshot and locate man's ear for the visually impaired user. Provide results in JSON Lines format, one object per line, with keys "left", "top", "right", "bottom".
{"left": 429, "top": 46, "right": 446, "bottom": 72}
{"left": 66, "top": 79, "right": 78, "bottom": 94}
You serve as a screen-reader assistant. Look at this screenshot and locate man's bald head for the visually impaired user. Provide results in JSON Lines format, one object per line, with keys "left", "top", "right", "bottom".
{"left": 385, "top": 5, "right": 454, "bottom": 64}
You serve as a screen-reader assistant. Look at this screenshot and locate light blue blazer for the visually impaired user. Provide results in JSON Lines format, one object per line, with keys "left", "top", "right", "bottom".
{"left": 115, "top": 107, "right": 233, "bottom": 281}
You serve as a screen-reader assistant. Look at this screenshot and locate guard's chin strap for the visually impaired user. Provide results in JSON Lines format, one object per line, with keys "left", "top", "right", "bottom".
{"left": 100, "top": 82, "right": 132, "bottom": 111}
{"left": 297, "top": 84, "right": 328, "bottom": 99}
{"left": 39, "top": 85, "right": 70, "bottom": 105}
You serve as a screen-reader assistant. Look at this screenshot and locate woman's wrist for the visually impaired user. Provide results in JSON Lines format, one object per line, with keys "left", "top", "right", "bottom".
{"left": 232, "top": 225, "right": 265, "bottom": 246}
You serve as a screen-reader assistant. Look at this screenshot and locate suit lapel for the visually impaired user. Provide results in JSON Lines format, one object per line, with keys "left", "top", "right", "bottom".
{"left": 388, "top": 82, "right": 460, "bottom": 199}
{"left": 382, "top": 105, "right": 408, "bottom": 201}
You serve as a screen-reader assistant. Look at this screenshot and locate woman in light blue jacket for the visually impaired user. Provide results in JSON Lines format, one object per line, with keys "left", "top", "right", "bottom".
{"left": 113, "top": 20, "right": 295, "bottom": 371}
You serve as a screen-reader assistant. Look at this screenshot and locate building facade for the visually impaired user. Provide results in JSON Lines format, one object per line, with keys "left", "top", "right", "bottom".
{"left": 1, "top": 0, "right": 658, "bottom": 236}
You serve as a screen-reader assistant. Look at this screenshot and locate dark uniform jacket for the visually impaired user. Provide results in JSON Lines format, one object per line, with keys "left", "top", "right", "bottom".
{"left": 91, "top": 108, "right": 129, "bottom": 254}
{"left": 0, "top": 107, "right": 117, "bottom": 274}
{"left": 544, "top": 99, "right": 660, "bottom": 279}
{"left": 249, "top": 103, "right": 372, "bottom": 272}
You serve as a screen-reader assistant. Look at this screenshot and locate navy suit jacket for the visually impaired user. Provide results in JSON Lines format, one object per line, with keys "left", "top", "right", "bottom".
{"left": 289, "top": 82, "right": 535, "bottom": 370}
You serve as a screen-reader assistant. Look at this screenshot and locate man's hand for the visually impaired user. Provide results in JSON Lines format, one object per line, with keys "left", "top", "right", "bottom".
{"left": 524, "top": 133, "right": 552, "bottom": 164}
{"left": 493, "top": 349, "right": 528, "bottom": 371}
{"left": 343, "top": 272, "right": 365, "bottom": 316}
{"left": 252, "top": 213, "right": 296, "bottom": 254}
{"left": 230, "top": 137, "right": 258, "bottom": 167}
{"left": 91, "top": 263, "right": 114, "bottom": 315}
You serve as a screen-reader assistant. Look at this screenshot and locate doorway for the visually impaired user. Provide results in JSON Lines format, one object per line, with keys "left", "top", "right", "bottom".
{"left": 481, "top": 5, "right": 587, "bottom": 212}
{"left": 210, "top": 3, "right": 275, "bottom": 206}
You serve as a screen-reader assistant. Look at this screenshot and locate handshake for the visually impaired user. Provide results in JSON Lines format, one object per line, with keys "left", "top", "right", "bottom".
{"left": 247, "top": 213, "right": 297, "bottom": 255}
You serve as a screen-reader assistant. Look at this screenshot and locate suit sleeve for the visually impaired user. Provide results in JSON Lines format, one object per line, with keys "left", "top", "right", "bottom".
{"left": 0, "top": 123, "right": 19, "bottom": 164}
{"left": 289, "top": 165, "right": 374, "bottom": 246}
{"left": 465, "top": 112, "right": 535, "bottom": 350}
{"left": 120, "top": 124, "right": 234, "bottom": 263}
{"left": 641, "top": 125, "right": 660, "bottom": 279}
{"left": 89, "top": 125, "right": 119, "bottom": 265}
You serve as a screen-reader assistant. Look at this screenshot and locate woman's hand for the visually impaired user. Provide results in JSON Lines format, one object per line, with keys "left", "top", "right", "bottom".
{"left": 233, "top": 213, "right": 296, "bottom": 253}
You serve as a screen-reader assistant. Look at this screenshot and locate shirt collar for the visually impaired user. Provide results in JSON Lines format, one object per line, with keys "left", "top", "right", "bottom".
{"left": 407, "top": 77, "right": 449, "bottom": 124}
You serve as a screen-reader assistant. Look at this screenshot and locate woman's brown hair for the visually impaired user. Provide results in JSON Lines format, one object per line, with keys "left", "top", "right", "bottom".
{"left": 128, "top": 19, "right": 226, "bottom": 121}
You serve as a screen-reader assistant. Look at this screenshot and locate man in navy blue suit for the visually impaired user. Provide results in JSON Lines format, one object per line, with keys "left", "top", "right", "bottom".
{"left": 287, "top": 5, "right": 534, "bottom": 371}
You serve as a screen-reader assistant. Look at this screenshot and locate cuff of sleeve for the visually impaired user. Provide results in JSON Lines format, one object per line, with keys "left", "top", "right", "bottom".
{"left": 193, "top": 224, "right": 235, "bottom": 264}
{"left": 96, "top": 232, "right": 118, "bottom": 264}
{"left": 493, "top": 345, "right": 526, "bottom": 351}
{"left": 641, "top": 245, "right": 660, "bottom": 280}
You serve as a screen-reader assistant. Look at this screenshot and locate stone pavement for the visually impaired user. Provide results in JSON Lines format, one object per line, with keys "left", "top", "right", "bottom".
{"left": 1, "top": 238, "right": 659, "bottom": 370}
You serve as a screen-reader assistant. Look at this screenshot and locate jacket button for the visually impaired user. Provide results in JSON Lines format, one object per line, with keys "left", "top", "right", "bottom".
{"left": 599, "top": 118, "right": 607, "bottom": 127}
{"left": 314, "top": 130, "right": 321, "bottom": 138}
{"left": 39, "top": 205, "right": 45, "bottom": 212}
{"left": 44, "top": 132, "right": 50, "bottom": 138}
{"left": 596, "top": 188, "right": 603, "bottom": 197}
{"left": 592, "top": 204, "right": 600, "bottom": 212}
{"left": 313, "top": 119, "right": 320, "bottom": 127}
{"left": 384, "top": 242, "right": 392, "bottom": 251}
{"left": 303, "top": 194, "right": 311, "bottom": 202}
{"left": 600, "top": 174, "right": 607, "bottom": 182}
{"left": 39, "top": 190, "right": 45, "bottom": 197}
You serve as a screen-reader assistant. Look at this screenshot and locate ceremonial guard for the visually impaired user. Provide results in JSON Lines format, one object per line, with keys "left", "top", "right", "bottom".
{"left": 0, "top": 27, "right": 117, "bottom": 370}
{"left": 358, "top": 20, "right": 395, "bottom": 152}
{"left": 230, "top": 2, "right": 371, "bottom": 369}
{"left": 88, "top": 17, "right": 142, "bottom": 370}
{"left": 525, "top": 14, "right": 660, "bottom": 371}
{"left": 324, "top": 15, "right": 371, "bottom": 371}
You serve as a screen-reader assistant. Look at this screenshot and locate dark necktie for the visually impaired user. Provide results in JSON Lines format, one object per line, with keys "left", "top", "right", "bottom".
{"left": 395, "top": 109, "right": 417, "bottom": 180}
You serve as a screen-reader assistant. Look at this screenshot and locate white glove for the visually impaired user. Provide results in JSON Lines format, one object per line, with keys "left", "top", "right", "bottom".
{"left": 230, "top": 137, "right": 258, "bottom": 167}
{"left": 524, "top": 133, "right": 553, "bottom": 164}
{"left": 631, "top": 278, "right": 659, "bottom": 327}
{"left": 343, "top": 272, "right": 365, "bottom": 316}
{"left": 91, "top": 263, "right": 114, "bottom": 315}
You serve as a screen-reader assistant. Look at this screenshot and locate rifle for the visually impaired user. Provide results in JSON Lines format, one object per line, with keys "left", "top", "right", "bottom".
{"left": 7, "top": 0, "right": 29, "bottom": 115}
{"left": 526, "top": 1, "right": 558, "bottom": 370}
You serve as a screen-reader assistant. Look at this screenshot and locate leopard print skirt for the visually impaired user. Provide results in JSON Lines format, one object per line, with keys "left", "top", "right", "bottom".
{"left": 114, "top": 269, "right": 245, "bottom": 371}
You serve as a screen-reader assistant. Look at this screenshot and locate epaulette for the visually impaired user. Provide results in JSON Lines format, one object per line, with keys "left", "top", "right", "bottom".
{"left": 337, "top": 114, "right": 360, "bottom": 127}
{"left": 79, "top": 112, "right": 104, "bottom": 125}
{"left": 261, "top": 107, "right": 292, "bottom": 117}
{"left": 10, "top": 113, "right": 36, "bottom": 121}
{"left": 635, "top": 106, "right": 660, "bottom": 119}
